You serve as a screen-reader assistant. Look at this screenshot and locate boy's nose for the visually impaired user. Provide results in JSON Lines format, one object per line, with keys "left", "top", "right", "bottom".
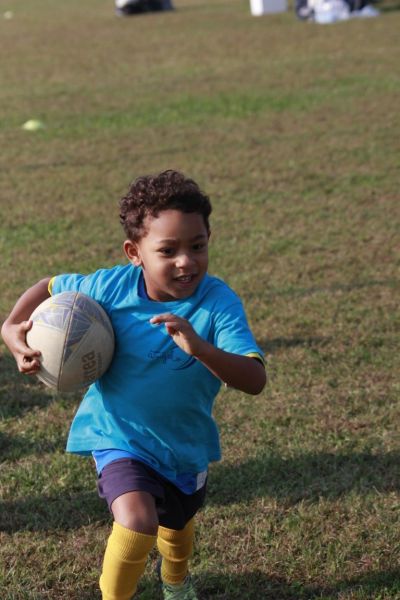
{"left": 175, "top": 253, "right": 193, "bottom": 268}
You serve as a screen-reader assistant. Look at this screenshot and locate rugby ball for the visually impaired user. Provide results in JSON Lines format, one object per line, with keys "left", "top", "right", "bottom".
{"left": 26, "top": 292, "right": 115, "bottom": 392}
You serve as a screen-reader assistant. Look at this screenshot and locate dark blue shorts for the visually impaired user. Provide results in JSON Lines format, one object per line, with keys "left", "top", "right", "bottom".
{"left": 97, "top": 458, "right": 207, "bottom": 530}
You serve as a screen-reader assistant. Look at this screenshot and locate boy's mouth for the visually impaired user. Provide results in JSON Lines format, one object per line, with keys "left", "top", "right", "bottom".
{"left": 175, "top": 274, "right": 196, "bottom": 283}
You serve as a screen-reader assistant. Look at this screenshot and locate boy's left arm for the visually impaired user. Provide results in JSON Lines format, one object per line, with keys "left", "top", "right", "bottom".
{"left": 195, "top": 343, "right": 266, "bottom": 395}
{"left": 150, "top": 313, "right": 266, "bottom": 395}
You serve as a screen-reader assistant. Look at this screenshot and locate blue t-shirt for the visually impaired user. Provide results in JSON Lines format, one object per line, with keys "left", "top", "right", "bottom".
{"left": 91, "top": 274, "right": 208, "bottom": 494}
{"left": 51, "top": 264, "right": 263, "bottom": 487}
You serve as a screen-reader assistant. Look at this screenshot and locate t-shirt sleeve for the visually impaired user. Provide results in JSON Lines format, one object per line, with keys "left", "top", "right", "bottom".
{"left": 50, "top": 272, "right": 95, "bottom": 297}
{"left": 212, "top": 299, "right": 264, "bottom": 364}
{"left": 49, "top": 269, "right": 119, "bottom": 310}
{"left": 49, "top": 266, "right": 134, "bottom": 313}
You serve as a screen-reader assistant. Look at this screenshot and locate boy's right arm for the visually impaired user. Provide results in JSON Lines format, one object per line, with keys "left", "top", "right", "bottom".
{"left": 1, "top": 277, "right": 51, "bottom": 375}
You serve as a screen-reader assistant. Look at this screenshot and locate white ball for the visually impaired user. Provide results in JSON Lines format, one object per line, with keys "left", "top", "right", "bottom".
{"left": 26, "top": 292, "right": 115, "bottom": 392}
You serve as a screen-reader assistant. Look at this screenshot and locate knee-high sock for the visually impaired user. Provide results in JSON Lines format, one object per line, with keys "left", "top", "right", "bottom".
{"left": 100, "top": 522, "right": 156, "bottom": 600}
{"left": 157, "top": 518, "right": 195, "bottom": 585}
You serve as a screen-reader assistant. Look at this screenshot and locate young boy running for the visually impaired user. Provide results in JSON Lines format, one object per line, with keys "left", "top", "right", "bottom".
{"left": 1, "top": 170, "right": 266, "bottom": 600}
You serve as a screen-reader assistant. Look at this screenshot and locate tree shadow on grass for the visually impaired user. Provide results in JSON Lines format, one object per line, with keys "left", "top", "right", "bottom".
{"left": 0, "top": 353, "right": 64, "bottom": 419}
{"left": 380, "top": 2, "right": 400, "bottom": 12}
{"left": 0, "top": 490, "right": 109, "bottom": 533}
{"left": 90, "top": 568, "right": 400, "bottom": 600}
{"left": 260, "top": 335, "right": 332, "bottom": 355}
{"left": 208, "top": 450, "right": 400, "bottom": 506}
{"left": 0, "top": 352, "right": 79, "bottom": 460}
{"left": 0, "top": 429, "right": 66, "bottom": 461}
{"left": 5, "top": 566, "right": 398, "bottom": 599}
{"left": 195, "top": 568, "right": 400, "bottom": 599}
{"left": 260, "top": 278, "right": 399, "bottom": 303}
{"left": 3, "top": 451, "right": 398, "bottom": 533}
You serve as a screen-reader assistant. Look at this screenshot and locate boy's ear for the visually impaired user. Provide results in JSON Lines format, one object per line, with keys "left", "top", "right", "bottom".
{"left": 123, "top": 240, "right": 142, "bottom": 266}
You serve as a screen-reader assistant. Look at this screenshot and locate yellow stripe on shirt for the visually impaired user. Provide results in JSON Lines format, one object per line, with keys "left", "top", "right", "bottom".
{"left": 246, "top": 352, "right": 265, "bottom": 366}
{"left": 48, "top": 276, "right": 56, "bottom": 295}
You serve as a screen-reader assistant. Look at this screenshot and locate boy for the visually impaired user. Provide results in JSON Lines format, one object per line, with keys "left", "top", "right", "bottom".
{"left": 1, "top": 170, "right": 266, "bottom": 600}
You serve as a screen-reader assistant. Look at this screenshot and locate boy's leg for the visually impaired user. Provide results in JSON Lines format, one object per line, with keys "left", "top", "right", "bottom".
{"left": 100, "top": 491, "right": 158, "bottom": 600}
{"left": 157, "top": 518, "right": 195, "bottom": 585}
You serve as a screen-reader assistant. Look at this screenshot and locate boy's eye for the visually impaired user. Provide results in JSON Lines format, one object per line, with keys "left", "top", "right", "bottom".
{"left": 159, "top": 248, "right": 174, "bottom": 256}
{"left": 193, "top": 243, "right": 207, "bottom": 251}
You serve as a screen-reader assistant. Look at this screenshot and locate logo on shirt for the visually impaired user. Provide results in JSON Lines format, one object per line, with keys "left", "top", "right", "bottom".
{"left": 148, "top": 346, "right": 196, "bottom": 370}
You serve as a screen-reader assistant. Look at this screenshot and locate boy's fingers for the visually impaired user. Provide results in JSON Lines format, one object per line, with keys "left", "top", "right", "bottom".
{"left": 150, "top": 313, "right": 175, "bottom": 324}
{"left": 22, "top": 368, "right": 40, "bottom": 376}
{"left": 18, "top": 357, "right": 41, "bottom": 374}
{"left": 23, "top": 324, "right": 41, "bottom": 356}
{"left": 26, "top": 348, "right": 41, "bottom": 357}
{"left": 17, "top": 344, "right": 41, "bottom": 357}
{"left": 22, "top": 355, "right": 40, "bottom": 364}
{"left": 165, "top": 320, "right": 181, "bottom": 333}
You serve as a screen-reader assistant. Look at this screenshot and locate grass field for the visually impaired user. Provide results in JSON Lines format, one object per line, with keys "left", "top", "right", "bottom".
{"left": 0, "top": 0, "right": 399, "bottom": 598}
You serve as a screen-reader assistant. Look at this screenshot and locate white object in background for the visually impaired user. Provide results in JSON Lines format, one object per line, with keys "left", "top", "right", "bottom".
{"left": 250, "top": 0, "right": 287, "bottom": 15}
{"left": 313, "top": 0, "right": 349, "bottom": 22}
{"left": 352, "top": 4, "right": 380, "bottom": 17}
{"left": 22, "top": 119, "right": 45, "bottom": 131}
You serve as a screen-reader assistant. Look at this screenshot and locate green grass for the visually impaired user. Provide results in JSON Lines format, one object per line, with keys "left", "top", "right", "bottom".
{"left": 0, "top": 0, "right": 399, "bottom": 598}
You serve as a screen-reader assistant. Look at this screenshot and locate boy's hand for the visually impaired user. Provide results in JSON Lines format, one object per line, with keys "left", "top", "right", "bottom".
{"left": 150, "top": 312, "right": 266, "bottom": 395}
{"left": 150, "top": 313, "right": 206, "bottom": 357}
{"left": 2, "top": 320, "right": 41, "bottom": 375}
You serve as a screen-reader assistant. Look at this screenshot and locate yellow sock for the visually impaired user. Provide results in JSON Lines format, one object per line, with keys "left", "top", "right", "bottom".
{"left": 100, "top": 522, "right": 156, "bottom": 600}
{"left": 157, "top": 518, "right": 195, "bottom": 586}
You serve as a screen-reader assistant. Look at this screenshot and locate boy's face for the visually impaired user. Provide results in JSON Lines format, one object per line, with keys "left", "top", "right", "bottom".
{"left": 124, "top": 209, "right": 209, "bottom": 302}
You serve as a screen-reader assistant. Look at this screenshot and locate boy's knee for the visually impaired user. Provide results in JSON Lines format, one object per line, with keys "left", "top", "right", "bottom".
{"left": 117, "top": 513, "right": 158, "bottom": 535}
{"left": 111, "top": 491, "right": 159, "bottom": 535}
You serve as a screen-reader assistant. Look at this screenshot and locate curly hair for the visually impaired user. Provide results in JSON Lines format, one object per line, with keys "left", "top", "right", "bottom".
{"left": 119, "top": 170, "right": 212, "bottom": 241}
